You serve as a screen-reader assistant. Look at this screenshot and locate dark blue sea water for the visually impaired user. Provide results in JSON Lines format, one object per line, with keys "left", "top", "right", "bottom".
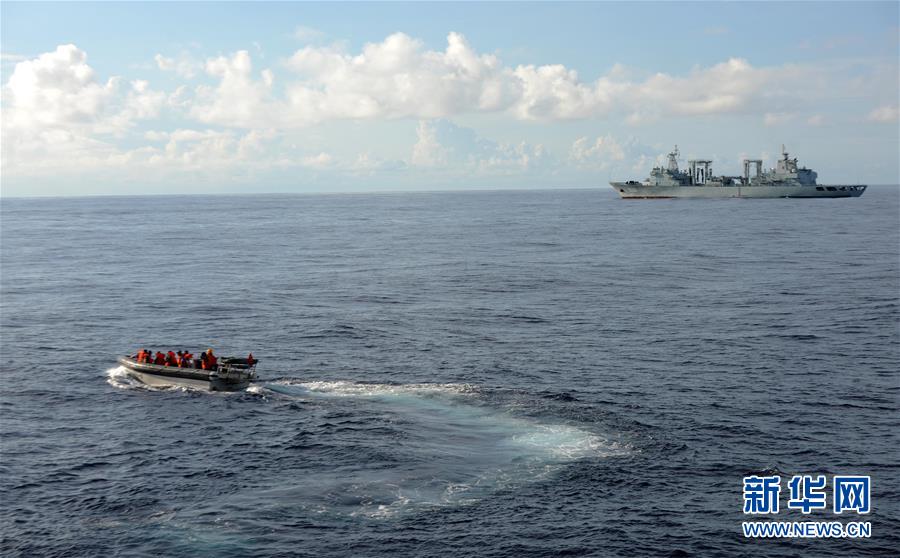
{"left": 1, "top": 188, "right": 898, "bottom": 557}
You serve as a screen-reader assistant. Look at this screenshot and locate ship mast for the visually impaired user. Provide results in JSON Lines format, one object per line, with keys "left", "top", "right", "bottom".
{"left": 667, "top": 145, "right": 680, "bottom": 171}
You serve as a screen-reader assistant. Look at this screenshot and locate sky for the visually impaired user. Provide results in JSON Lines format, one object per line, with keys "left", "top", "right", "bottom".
{"left": 1, "top": 1, "right": 898, "bottom": 196}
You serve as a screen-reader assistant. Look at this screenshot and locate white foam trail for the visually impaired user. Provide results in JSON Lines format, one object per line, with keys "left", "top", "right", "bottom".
{"left": 275, "top": 379, "right": 478, "bottom": 397}
{"left": 253, "top": 379, "right": 629, "bottom": 517}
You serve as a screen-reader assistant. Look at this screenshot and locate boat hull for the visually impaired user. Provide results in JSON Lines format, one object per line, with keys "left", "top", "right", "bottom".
{"left": 117, "top": 357, "right": 252, "bottom": 391}
{"left": 610, "top": 182, "right": 866, "bottom": 199}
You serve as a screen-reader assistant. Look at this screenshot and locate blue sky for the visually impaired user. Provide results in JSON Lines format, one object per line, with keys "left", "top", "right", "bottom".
{"left": 2, "top": 1, "right": 898, "bottom": 196}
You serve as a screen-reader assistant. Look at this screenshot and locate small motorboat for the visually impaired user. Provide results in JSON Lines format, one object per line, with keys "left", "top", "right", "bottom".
{"left": 117, "top": 354, "right": 258, "bottom": 391}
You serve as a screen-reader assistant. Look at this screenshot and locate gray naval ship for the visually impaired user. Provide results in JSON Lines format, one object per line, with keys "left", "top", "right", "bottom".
{"left": 611, "top": 146, "right": 866, "bottom": 199}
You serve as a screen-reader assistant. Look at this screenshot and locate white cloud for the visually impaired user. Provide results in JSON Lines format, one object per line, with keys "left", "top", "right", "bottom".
{"left": 3, "top": 44, "right": 119, "bottom": 130}
{"left": 2, "top": 45, "right": 165, "bottom": 135}
{"left": 184, "top": 33, "right": 846, "bottom": 129}
{"left": 569, "top": 135, "right": 658, "bottom": 172}
{"left": 2, "top": 44, "right": 167, "bottom": 176}
{"left": 293, "top": 25, "right": 326, "bottom": 42}
{"left": 190, "top": 50, "right": 276, "bottom": 127}
{"left": 282, "top": 32, "right": 520, "bottom": 124}
{"left": 806, "top": 114, "right": 824, "bottom": 126}
{"left": 352, "top": 152, "right": 407, "bottom": 175}
{"left": 570, "top": 135, "right": 625, "bottom": 165}
{"left": 476, "top": 141, "right": 549, "bottom": 173}
{"left": 300, "top": 152, "right": 334, "bottom": 168}
{"left": 867, "top": 105, "right": 899, "bottom": 123}
{"left": 411, "top": 119, "right": 550, "bottom": 174}
{"left": 154, "top": 52, "right": 200, "bottom": 78}
{"left": 1, "top": 52, "right": 28, "bottom": 62}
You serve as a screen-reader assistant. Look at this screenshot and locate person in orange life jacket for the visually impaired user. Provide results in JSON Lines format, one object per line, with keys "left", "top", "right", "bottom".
{"left": 181, "top": 352, "right": 193, "bottom": 368}
{"left": 165, "top": 351, "right": 177, "bottom": 367}
{"left": 247, "top": 353, "right": 255, "bottom": 367}
{"left": 154, "top": 351, "right": 166, "bottom": 365}
{"left": 176, "top": 350, "right": 184, "bottom": 367}
{"left": 204, "top": 349, "right": 218, "bottom": 371}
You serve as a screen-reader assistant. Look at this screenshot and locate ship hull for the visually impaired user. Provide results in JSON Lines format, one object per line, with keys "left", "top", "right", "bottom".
{"left": 610, "top": 183, "right": 866, "bottom": 199}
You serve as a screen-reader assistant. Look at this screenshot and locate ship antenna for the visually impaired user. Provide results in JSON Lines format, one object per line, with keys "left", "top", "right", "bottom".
{"left": 667, "top": 145, "right": 680, "bottom": 171}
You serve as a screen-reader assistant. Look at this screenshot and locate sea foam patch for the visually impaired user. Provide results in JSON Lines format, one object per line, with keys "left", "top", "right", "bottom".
{"left": 255, "top": 379, "right": 627, "bottom": 517}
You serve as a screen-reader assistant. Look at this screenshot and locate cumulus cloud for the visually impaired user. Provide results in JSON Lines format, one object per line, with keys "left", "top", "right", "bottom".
{"left": 867, "top": 105, "right": 899, "bottom": 123}
{"left": 2, "top": 45, "right": 165, "bottom": 134}
{"left": 183, "top": 32, "right": 842, "bottom": 129}
{"left": 411, "top": 119, "right": 550, "bottom": 174}
{"left": 2, "top": 44, "right": 167, "bottom": 175}
{"left": 3, "top": 44, "right": 120, "bottom": 130}
{"left": 352, "top": 152, "right": 407, "bottom": 175}
{"left": 569, "top": 135, "right": 658, "bottom": 172}
{"left": 154, "top": 52, "right": 200, "bottom": 78}
{"left": 280, "top": 32, "right": 520, "bottom": 124}
{"left": 1, "top": 52, "right": 28, "bottom": 62}
{"left": 190, "top": 50, "right": 276, "bottom": 127}
{"left": 300, "top": 152, "right": 334, "bottom": 169}
{"left": 628, "top": 58, "right": 813, "bottom": 122}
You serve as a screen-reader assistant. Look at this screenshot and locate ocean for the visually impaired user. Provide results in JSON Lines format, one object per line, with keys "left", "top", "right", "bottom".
{"left": 1, "top": 187, "right": 898, "bottom": 556}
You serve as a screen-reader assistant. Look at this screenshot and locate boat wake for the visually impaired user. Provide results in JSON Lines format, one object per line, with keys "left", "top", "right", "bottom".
{"left": 247, "top": 379, "right": 628, "bottom": 517}
{"left": 105, "top": 366, "right": 207, "bottom": 393}
{"left": 108, "top": 371, "right": 628, "bottom": 517}
{"left": 106, "top": 366, "right": 145, "bottom": 390}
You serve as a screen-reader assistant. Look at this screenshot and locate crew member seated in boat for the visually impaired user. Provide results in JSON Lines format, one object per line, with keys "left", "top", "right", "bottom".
{"left": 181, "top": 351, "right": 193, "bottom": 368}
{"left": 154, "top": 351, "right": 166, "bottom": 365}
{"left": 135, "top": 349, "right": 145, "bottom": 362}
{"left": 166, "top": 351, "right": 177, "bottom": 367}
{"left": 201, "top": 349, "right": 218, "bottom": 371}
{"left": 247, "top": 353, "right": 256, "bottom": 367}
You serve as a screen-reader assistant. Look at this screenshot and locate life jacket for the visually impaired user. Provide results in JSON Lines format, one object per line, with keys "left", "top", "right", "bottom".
{"left": 200, "top": 353, "right": 208, "bottom": 370}
{"left": 247, "top": 353, "right": 255, "bottom": 366}
{"left": 207, "top": 354, "right": 217, "bottom": 370}
{"left": 182, "top": 353, "right": 193, "bottom": 367}
{"left": 154, "top": 352, "right": 166, "bottom": 365}
{"left": 136, "top": 350, "right": 145, "bottom": 362}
